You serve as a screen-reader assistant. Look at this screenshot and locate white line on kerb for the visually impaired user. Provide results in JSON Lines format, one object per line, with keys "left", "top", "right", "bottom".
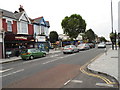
{"left": 0, "top": 69, "right": 24, "bottom": 78}
{"left": 0, "top": 68, "right": 13, "bottom": 73}
{"left": 71, "top": 80, "right": 83, "bottom": 83}
{"left": 96, "top": 83, "right": 114, "bottom": 87}
{"left": 64, "top": 80, "right": 71, "bottom": 86}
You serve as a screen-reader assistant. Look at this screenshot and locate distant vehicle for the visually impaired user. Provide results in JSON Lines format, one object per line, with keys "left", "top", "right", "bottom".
{"left": 20, "top": 48, "right": 46, "bottom": 60}
{"left": 106, "top": 42, "right": 112, "bottom": 45}
{"left": 77, "top": 43, "right": 90, "bottom": 50}
{"left": 88, "top": 43, "right": 95, "bottom": 48}
{"left": 63, "top": 45, "right": 79, "bottom": 54}
{"left": 98, "top": 43, "right": 106, "bottom": 48}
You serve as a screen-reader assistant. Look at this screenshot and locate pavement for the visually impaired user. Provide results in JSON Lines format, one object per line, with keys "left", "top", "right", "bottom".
{"left": 0, "top": 47, "right": 119, "bottom": 84}
{"left": 0, "top": 49, "right": 62, "bottom": 64}
{"left": 87, "top": 48, "right": 119, "bottom": 84}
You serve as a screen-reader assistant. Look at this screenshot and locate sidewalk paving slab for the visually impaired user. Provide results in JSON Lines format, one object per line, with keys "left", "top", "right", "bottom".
{"left": 87, "top": 48, "right": 119, "bottom": 83}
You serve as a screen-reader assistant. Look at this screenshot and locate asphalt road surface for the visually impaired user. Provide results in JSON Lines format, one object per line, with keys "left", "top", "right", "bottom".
{"left": 1, "top": 45, "right": 116, "bottom": 88}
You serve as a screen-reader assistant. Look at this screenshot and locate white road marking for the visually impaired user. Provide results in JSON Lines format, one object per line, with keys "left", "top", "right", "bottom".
{"left": 0, "top": 68, "right": 13, "bottom": 73}
{"left": 71, "top": 80, "right": 83, "bottom": 83}
{"left": 0, "top": 69, "right": 24, "bottom": 78}
{"left": 42, "top": 58, "right": 59, "bottom": 64}
{"left": 64, "top": 80, "right": 71, "bottom": 86}
{"left": 42, "top": 53, "right": 77, "bottom": 64}
{"left": 96, "top": 83, "right": 114, "bottom": 87}
{"left": 23, "top": 57, "right": 49, "bottom": 64}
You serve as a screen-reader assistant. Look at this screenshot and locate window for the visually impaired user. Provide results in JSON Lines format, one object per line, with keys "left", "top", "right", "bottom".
{"left": 7, "top": 21, "right": 12, "bottom": 32}
{"left": 34, "top": 24, "right": 40, "bottom": 35}
{"left": 18, "top": 21, "right": 28, "bottom": 34}
{"left": 21, "top": 21, "right": 28, "bottom": 34}
{"left": 41, "top": 26, "right": 45, "bottom": 35}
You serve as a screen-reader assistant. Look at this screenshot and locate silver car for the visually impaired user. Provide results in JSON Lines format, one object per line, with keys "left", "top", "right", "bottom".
{"left": 63, "top": 45, "right": 79, "bottom": 54}
{"left": 77, "top": 43, "right": 90, "bottom": 50}
{"left": 98, "top": 43, "right": 106, "bottom": 48}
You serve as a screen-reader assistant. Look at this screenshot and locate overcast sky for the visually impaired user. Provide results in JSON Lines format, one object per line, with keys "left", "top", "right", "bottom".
{"left": 0, "top": 0, "right": 119, "bottom": 40}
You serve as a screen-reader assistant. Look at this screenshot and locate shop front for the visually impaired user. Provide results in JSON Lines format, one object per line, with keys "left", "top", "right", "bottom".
{"left": 4, "top": 32, "right": 35, "bottom": 57}
{"left": 35, "top": 35, "right": 50, "bottom": 52}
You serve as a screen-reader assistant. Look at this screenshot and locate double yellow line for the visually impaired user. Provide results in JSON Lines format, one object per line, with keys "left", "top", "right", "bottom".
{"left": 80, "top": 54, "right": 116, "bottom": 85}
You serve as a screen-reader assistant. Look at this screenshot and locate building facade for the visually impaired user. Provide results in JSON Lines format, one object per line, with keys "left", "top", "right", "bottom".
{"left": 32, "top": 17, "right": 50, "bottom": 52}
{"left": 0, "top": 6, "right": 50, "bottom": 58}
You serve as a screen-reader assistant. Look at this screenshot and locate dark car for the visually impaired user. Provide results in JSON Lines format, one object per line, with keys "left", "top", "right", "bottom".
{"left": 88, "top": 43, "right": 95, "bottom": 48}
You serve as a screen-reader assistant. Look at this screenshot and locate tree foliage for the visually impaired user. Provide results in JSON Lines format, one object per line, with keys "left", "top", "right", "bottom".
{"left": 49, "top": 31, "right": 59, "bottom": 43}
{"left": 100, "top": 36, "right": 107, "bottom": 42}
{"left": 61, "top": 14, "right": 86, "bottom": 39}
{"left": 85, "top": 29, "right": 95, "bottom": 42}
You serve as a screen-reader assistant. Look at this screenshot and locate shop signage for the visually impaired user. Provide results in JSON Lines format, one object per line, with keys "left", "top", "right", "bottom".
{"left": 15, "top": 36, "right": 27, "bottom": 40}
{"left": 36, "top": 36, "right": 46, "bottom": 42}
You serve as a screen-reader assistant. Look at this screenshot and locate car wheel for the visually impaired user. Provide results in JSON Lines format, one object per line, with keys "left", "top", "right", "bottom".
{"left": 63, "top": 52, "right": 66, "bottom": 54}
{"left": 29, "top": 55, "right": 34, "bottom": 60}
{"left": 43, "top": 53, "right": 46, "bottom": 57}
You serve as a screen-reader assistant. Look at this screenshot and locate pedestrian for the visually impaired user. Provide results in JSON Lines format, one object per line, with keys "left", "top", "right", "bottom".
{"left": 104, "top": 47, "right": 107, "bottom": 55}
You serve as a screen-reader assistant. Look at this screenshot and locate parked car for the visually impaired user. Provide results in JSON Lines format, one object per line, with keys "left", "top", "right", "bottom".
{"left": 88, "top": 43, "right": 95, "bottom": 48}
{"left": 77, "top": 43, "right": 90, "bottom": 50}
{"left": 63, "top": 45, "right": 79, "bottom": 54}
{"left": 98, "top": 43, "right": 106, "bottom": 48}
{"left": 106, "top": 42, "right": 112, "bottom": 45}
{"left": 20, "top": 48, "right": 46, "bottom": 60}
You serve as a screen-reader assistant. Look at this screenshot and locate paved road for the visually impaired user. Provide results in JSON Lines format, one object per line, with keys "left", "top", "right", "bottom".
{"left": 1, "top": 46, "right": 113, "bottom": 88}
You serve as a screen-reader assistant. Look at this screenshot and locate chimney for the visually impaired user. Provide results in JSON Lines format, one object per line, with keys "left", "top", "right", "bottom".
{"left": 19, "top": 5, "right": 24, "bottom": 12}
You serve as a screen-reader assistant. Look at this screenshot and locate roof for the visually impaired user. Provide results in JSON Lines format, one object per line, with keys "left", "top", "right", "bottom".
{"left": 45, "top": 21, "right": 50, "bottom": 27}
{"left": 0, "top": 8, "right": 16, "bottom": 19}
{"left": 14, "top": 12, "right": 23, "bottom": 20}
{"left": 33, "top": 16, "right": 43, "bottom": 23}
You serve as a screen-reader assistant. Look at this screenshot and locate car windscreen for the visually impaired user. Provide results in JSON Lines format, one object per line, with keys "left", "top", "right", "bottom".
{"left": 78, "top": 44, "right": 85, "bottom": 46}
{"left": 64, "top": 45, "right": 71, "bottom": 49}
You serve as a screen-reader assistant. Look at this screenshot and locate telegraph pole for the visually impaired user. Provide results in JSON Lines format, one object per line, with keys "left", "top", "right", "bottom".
{"left": 111, "top": 0, "right": 113, "bottom": 33}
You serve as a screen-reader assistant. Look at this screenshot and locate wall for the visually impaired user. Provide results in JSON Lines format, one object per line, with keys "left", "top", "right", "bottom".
{"left": 28, "top": 24, "right": 34, "bottom": 35}
{"left": 12, "top": 21, "right": 17, "bottom": 34}
{"left": 2, "top": 19, "right": 7, "bottom": 31}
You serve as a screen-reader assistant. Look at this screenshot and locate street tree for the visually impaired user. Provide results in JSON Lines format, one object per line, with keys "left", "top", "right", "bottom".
{"left": 61, "top": 14, "right": 86, "bottom": 40}
{"left": 49, "top": 31, "right": 59, "bottom": 43}
{"left": 100, "top": 36, "right": 107, "bottom": 42}
{"left": 85, "top": 29, "right": 95, "bottom": 42}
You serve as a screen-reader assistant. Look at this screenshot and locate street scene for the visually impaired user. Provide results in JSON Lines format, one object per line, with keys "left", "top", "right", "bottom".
{"left": 0, "top": 0, "right": 119, "bottom": 89}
